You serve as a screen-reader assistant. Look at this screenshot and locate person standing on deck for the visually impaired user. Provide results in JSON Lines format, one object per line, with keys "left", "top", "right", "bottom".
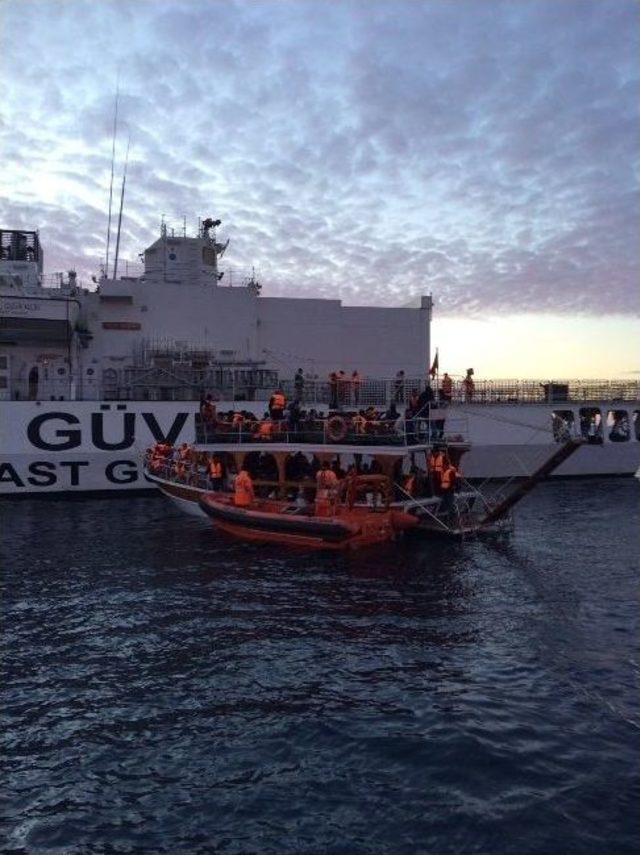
{"left": 315, "top": 461, "right": 339, "bottom": 517}
{"left": 234, "top": 468, "right": 255, "bottom": 507}
{"left": 329, "top": 372, "right": 339, "bottom": 409}
{"left": 463, "top": 369, "right": 475, "bottom": 402}
{"left": 394, "top": 370, "right": 405, "bottom": 404}
{"left": 208, "top": 455, "right": 223, "bottom": 491}
{"left": 294, "top": 369, "right": 305, "bottom": 403}
{"left": 269, "top": 388, "right": 286, "bottom": 421}
{"left": 441, "top": 373, "right": 453, "bottom": 403}
{"left": 427, "top": 446, "right": 446, "bottom": 496}
{"left": 439, "top": 458, "right": 459, "bottom": 516}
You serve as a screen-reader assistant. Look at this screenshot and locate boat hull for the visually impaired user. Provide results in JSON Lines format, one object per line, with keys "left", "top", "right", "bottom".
{"left": 198, "top": 493, "right": 413, "bottom": 551}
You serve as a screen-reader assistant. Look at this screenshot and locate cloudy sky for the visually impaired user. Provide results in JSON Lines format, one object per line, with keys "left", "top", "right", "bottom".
{"left": 1, "top": 0, "right": 638, "bottom": 376}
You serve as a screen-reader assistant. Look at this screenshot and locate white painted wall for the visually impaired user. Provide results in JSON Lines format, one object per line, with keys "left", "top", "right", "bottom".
{"left": 81, "top": 278, "right": 430, "bottom": 381}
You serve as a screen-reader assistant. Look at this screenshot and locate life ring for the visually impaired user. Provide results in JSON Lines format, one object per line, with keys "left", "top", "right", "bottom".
{"left": 326, "top": 415, "right": 348, "bottom": 443}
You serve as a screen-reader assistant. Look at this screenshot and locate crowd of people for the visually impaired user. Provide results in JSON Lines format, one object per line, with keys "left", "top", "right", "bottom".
{"left": 145, "top": 439, "right": 461, "bottom": 517}
{"left": 197, "top": 391, "right": 428, "bottom": 445}
{"left": 293, "top": 366, "right": 476, "bottom": 406}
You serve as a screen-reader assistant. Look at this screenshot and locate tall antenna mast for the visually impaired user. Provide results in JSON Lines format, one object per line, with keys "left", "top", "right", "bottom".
{"left": 112, "top": 133, "right": 131, "bottom": 281}
{"left": 104, "top": 81, "right": 120, "bottom": 279}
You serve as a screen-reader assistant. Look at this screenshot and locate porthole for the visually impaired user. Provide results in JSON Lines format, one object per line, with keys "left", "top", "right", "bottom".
{"left": 579, "top": 407, "right": 603, "bottom": 444}
{"left": 552, "top": 410, "right": 574, "bottom": 442}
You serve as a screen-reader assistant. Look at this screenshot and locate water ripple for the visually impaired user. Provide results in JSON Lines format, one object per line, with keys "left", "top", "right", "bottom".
{"left": 2, "top": 479, "right": 639, "bottom": 853}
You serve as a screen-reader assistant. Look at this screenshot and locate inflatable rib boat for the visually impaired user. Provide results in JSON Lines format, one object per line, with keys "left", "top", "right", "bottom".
{"left": 199, "top": 493, "right": 417, "bottom": 551}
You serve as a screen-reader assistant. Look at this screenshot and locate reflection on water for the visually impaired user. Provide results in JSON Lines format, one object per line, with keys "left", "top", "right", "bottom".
{"left": 2, "top": 478, "right": 639, "bottom": 854}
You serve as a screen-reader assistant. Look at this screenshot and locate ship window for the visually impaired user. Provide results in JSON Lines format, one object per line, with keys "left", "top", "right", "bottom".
{"left": 579, "top": 407, "right": 603, "bottom": 444}
{"left": 86, "top": 368, "right": 95, "bottom": 376}
{"left": 633, "top": 411, "right": 640, "bottom": 441}
{"left": 607, "top": 410, "right": 630, "bottom": 443}
{"left": 0, "top": 377, "right": 7, "bottom": 388}
{"left": 57, "top": 367, "right": 66, "bottom": 376}
{"left": 552, "top": 410, "right": 574, "bottom": 442}
{"left": 202, "top": 246, "right": 216, "bottom": 266}
{"left": 0, "top": 356, "right": 7, "bottom": 369}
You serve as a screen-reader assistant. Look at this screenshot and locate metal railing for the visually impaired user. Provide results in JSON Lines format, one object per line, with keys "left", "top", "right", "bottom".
{"left": 4, "top": 374, "right": 640, "bottom": 406}
{"left": 194, "top": 415, "right": 469, "bottom": 448}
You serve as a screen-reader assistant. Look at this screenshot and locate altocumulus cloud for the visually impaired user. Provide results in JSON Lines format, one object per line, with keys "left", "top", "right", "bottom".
{"left": 0, "top": 0, "right": 637, "bottom": 315}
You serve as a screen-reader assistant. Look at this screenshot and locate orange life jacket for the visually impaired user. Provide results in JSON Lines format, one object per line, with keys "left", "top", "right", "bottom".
{"left": 317, "top": 469, "right": 338, "bottom": 490}
{"left": 209, "top": 460, "right": 222, "bottom": 479}
{"left": 403, "top": 475, "right": 416, "bottom": 496}
{"left": 234, "top": 472, "right": 254, "bottom": 507}
{"left": 429, "top": 451, "right": 445, "bottom": 473}
{"left": 271, "top": 393, "right": 285, "bottom": 409}
{"left": 441, "top": 465, "right": 458, "bottom": 490}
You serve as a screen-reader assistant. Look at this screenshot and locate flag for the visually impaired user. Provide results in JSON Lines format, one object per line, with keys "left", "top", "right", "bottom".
{"left": 429, "top": 350, "right": 439, "bottom": 377}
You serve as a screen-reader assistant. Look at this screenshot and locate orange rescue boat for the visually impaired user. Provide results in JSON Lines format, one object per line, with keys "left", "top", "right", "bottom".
{"left": 199, "top": 475, "right": 417, "bottom": 551}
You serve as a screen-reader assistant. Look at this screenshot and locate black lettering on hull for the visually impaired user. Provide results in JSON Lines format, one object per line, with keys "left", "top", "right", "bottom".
{"left": 142, "top": 412, "right": 190, "bottom": 446}
{"left": 0, "top": 462, "right": 25, "bottom": 487}
{"left": 27, "top": 412, "right": 81, "bottom": 451}
{"left": 59, "top": 461, "right": 89, "bottom": 486}
{"left": 91, "top": 413, "right": 136, "bottom": 451}
{"left": 106, "top": 460, "right": 138, "bottom": 484}
{"left": 27, "top": 461, "right": 57, "bottom": 487}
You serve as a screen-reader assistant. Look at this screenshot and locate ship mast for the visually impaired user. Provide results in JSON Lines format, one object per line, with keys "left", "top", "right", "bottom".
{"left": 104, "top": 83, "right": 119, "bottom": 279}
{"left": 112, "top": 134, "right": 130, "bottom": 281}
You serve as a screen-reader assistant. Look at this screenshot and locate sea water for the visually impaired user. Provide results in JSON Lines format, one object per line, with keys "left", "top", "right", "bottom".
{"left": 2, "top": 478, "right": 639, "bottom": 854}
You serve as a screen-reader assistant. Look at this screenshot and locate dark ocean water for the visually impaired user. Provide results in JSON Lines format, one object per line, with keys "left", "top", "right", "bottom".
{"left": 2, "top": 478, "right": 639, "bottom": 855}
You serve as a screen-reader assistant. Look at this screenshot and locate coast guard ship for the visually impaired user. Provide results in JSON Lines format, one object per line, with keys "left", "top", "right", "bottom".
{"left": 1, "top": 222, "right": 638, "bottom": 494}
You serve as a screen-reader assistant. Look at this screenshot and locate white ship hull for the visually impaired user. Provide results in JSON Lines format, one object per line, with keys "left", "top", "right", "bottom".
{"left": 1, "top": 400, "right": 638, "bottom": 495}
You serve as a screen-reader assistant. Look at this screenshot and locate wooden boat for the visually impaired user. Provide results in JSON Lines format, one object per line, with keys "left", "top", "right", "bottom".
{"left": 199, "top": 475, "right": 418, "bottom": 551}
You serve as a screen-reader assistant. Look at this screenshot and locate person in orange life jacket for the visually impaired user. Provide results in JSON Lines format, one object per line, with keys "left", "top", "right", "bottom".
{"left": 255, "top": 415, "right": 274, "bottom": 440}
{"left": 439, "top": 458, "right": 459, "bottom": 515}
{"left": 208, "top": 456, "right": 223, "bottom": 490}
{"left": 269, "top": 389, "right": 286, "bottom": 421}
{"left": 315, "top": 462, "right": 339, "bottom": 516}
{"left": 234, "top": 468, "right": 255, "bottom": 507}
{"left": 427, "top": 446, "right": 446, "bottom": 495}
{"left": 441, "top": 372, "right": 453, "bottom": 403}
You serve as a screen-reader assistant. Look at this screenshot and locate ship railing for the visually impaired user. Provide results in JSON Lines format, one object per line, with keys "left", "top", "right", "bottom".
{"left": 193, "top": 414, "right": 469, "bottom": 448}
{"left": 6, "top": 375, "right": 639, "bottom": 405}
